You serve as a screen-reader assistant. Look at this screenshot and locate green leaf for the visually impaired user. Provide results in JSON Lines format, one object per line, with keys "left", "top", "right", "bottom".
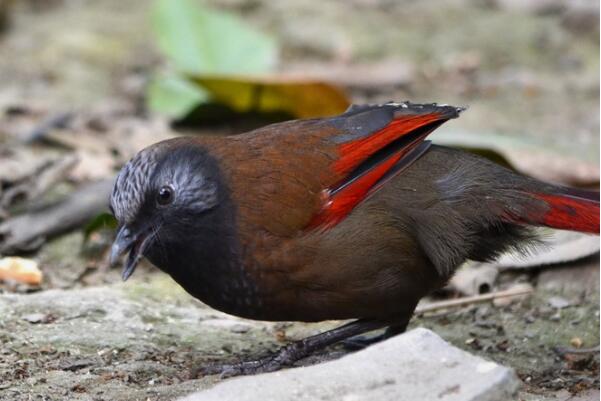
{"left": 147, "top": 73, "right": 209, "bottom": 118}
{"left": 152, "top": 0, "right": 277, "bottom": 75}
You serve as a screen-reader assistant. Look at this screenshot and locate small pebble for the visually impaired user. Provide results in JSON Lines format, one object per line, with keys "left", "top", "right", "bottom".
{"left": 570, "top": 337, "right": 583, "bottom": 348}
{"left": 22, "top": 313, "right": 48, "bottom": 324}
{"left": 548, "top": 296, "right": 570, "bottom": 309}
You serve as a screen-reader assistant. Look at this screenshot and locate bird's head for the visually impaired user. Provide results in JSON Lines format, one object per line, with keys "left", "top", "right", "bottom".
{"left": 109, "top": 139, "right": 227, "bottom": 281}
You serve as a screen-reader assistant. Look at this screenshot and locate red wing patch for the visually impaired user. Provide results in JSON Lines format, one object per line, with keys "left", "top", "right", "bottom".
{"left": 307, "top": 149, "right": 405, "bottom": 230}
{"left": 334, "top": 114, "right": 445, "bottom": 175}
{"left": 306, "top": 102, "right": 462, "bottom": 231}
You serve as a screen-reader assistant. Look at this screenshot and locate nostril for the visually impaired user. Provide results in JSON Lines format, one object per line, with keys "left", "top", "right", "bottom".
{"left": 118, "top": 226, "right": 132, "bottom": 239}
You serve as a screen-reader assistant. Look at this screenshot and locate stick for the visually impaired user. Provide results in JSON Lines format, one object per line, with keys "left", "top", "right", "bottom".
{"left": 0, "top": 154, "right": 78, "bottom": 209}
{"left": 0, "top": 179, "right": 113, "bottom": 254}
{"left": 415, "top": 287, "right": 533, "bottom": 315}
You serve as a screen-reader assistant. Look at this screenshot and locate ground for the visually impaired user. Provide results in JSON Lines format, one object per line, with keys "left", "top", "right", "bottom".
{"left": 0, "top": 0, "right": 598, "bottom": 400}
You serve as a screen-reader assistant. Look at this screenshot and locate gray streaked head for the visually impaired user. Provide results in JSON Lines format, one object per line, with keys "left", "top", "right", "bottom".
{"left": 109, "top": 139, "right": 223, "bottom": 280}
{"left": 110, "top": 145, "right": 161, "bottom": 224}
{"left": 110, "top": 141, "right": 220, "bottom": 224}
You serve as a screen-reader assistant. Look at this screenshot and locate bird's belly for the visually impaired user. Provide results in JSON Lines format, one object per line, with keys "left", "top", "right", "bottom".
{"left": 164, "top": 260, "right": 422, "bottom": 322}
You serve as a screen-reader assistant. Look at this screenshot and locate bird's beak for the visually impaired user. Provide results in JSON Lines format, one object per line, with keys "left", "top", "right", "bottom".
{"left": 110, "top": 225, "right": 153, "bottom": 281}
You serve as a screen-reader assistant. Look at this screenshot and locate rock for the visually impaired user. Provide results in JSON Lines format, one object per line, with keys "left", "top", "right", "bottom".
{"left": 449, "top": 263, "right": 498, "bottom": 296}
{"left": 538, "top": 256, "right": 600, "bottom": 296}
{"left": 548, "top": 296, "right": 571, "bottom": 309}
{"left": 179, "top": 328, "right": 519, "bottom": 401}
{"left": 0, "top": 278, "right": 275, "bottom": 400}
{"left": 21, "top": 312, "right": 52, "bottom": 324}
{"left": 201, "top": 319, "right": 253, "bottom": 334}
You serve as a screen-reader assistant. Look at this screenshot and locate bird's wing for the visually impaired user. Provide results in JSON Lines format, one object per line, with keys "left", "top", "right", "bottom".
{"left": 306, "top": 102, "right": 463, "bottom": 229}
{"left": 215, "top": 102, "right": 463, "bottom": 236}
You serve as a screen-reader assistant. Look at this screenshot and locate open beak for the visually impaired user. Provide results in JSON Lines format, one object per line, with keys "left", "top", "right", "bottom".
{"left": 110, "top": 225, "right": 153, "bottom": 281}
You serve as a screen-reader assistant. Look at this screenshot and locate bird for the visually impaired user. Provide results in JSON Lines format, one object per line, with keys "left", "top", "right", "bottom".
{"left": 109, "top": 101, "right": 599, "bottom": 377}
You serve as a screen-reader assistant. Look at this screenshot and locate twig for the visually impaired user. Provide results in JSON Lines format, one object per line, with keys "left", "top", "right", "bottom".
{"left": 24, "top": 112, "right": 73, "bottom": 143}
{"left": 415, "top": 287, "right": 533, "bottom": 315}
{"left": 0, "top": 179, "right": 113, "bottom": 254}
{"left": 0, "top": 154, "right": 78, "bottom": 209}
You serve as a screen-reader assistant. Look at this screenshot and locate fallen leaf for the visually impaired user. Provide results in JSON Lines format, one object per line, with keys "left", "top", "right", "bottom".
{"left": 148, "top": 0, "right": 350, "bottom": 120}
{"left": 0, "top": 256, "right": 42, "bottom": 285}
{"left": 192, "top": 75, "right": 350, "bottom": 119}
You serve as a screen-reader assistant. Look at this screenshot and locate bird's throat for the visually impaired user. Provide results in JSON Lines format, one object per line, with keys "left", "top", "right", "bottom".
{"left": 144, "top": 210, "right": 262, "bottom": 319}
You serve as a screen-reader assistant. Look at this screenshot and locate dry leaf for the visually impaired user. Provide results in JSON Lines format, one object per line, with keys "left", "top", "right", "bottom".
{"left": 0, "top": 256, "right": 43, "bottom": 285}
{"left": 193, "top": 75, "right": 350, "bottom": 118}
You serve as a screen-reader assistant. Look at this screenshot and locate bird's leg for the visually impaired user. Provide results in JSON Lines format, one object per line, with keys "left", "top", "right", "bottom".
{"left": 195, "top": 319, "right": 386, "bottom": 378}
{"left": 342, "top": 312, "right": 414, "bottom": 350}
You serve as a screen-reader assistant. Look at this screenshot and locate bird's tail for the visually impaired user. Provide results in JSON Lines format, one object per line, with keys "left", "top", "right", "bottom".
{"left": 521, "top": 187, "right": 599, "bottom": 234}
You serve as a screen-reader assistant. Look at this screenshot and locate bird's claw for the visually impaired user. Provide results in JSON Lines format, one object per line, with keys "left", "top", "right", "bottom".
{"left": 193, "top": 354, "right": 289, "bottom": 379}
{"left": 193, "top": 343, "right": 306, "bottom": 378}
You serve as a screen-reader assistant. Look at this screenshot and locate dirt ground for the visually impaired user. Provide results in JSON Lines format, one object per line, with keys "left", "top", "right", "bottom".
{"left": 1, "top": 233, "right": 599, "bottom": 400}
{"left": 0, "top": 0, "right": 599, "bottom": 400}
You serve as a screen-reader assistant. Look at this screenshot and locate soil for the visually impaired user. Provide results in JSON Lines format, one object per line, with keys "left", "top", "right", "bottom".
{"left": 0, "top": 0, "right": 598, "bottom": 400}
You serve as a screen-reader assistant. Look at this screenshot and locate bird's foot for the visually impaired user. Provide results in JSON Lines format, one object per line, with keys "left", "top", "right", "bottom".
{"left": 193, "top": 319, "right": 387, "bottom": 378}
{"left": 194, "top": 342, "right": 310, "bottom": 378}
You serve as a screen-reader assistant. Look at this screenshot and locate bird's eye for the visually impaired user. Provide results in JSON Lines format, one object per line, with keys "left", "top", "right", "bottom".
{"left": 157, "top": 186, "right": 175, "bottom": 206}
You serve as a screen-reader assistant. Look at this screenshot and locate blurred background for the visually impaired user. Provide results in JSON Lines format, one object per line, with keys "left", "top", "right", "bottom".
{"left": 0, "top": 0, "right": 598, "bottom": 399}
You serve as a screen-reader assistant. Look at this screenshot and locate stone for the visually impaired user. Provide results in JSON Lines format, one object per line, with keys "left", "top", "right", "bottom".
{"left": 548, "top": 296, "right": 571, "bottom": 309}
{"left": 179, "top": 328, "right": 519, "bottom": 401}
{"left": 21, "top": 312, "right": 49, "bottom": 324}
{"left": 0, "top": 277, "right": 275, "bottom": 400}
{"left": 449, "top": 263, "right": 498, "bottom": 296}
{"left": 538, "top": 256, "right": 600, "bottom": 296}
